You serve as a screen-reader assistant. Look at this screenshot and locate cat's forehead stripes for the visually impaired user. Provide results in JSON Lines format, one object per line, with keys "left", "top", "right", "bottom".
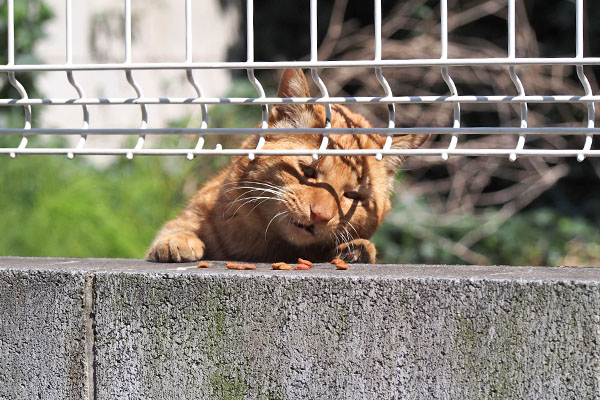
{"left": 316, "top": 154, "right": 364, "bottom": 187}
{"left": 318, "top": 153, "right": 361, "bottom": 175}
{"left": 331, "top": 105, "right": 362, "bottom": 129}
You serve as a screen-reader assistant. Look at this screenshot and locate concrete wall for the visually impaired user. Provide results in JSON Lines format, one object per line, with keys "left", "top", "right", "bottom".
{"left": 1, "top": 257, "right": 599, "bottom": 399}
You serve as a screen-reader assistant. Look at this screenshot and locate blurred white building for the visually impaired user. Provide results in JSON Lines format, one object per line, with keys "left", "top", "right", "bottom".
{"left": 34, "top": 0, "right": 239, "bottom": 145}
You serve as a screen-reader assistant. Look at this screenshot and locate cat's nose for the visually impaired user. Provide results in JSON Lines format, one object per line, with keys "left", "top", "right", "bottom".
{"left": 310, "top": 204, "right": 333, "bottom": 224}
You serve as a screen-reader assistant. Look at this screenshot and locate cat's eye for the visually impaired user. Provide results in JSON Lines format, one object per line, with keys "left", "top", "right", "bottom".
{"left": 344, "top": 191, "right": 362, "bottom": 201}
{"left": 301, "top": 165, "right": 317, "bottom": 179}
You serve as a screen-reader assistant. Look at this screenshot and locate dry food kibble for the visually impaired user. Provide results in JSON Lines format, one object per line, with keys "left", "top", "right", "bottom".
{"left": 197, "top": 262, "right": 211, "bottom": 268}
{"left": 225, "top": 262, "right": 242, "bottom": 270}
{"left": 330, "top": 258, "right": 349, "bottom": 270}
{"left": 294, "top": 264, "right": 311, "bottom": 270}
{"left": 226, "top": 262, "right": 257, "bottom": 270}
{"left": 272, "top": 262, "right": 292, "bottom": 270}
{"left": 297, "top": 258, "right": 313, "bottom": 267}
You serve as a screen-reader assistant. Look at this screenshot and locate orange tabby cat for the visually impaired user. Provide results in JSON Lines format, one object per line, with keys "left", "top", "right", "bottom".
{"left": 146, "top": 69, "right": 427, "bottom": 263}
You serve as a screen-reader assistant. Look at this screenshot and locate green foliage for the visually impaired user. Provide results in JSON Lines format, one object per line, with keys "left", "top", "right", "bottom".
{"left": 0, "top": 137, "right": 194, "bottom": 258}
{"left": 373, "top": 187, "right": 600, "bottom": 266}
{"left": 0, "top": 79, "right": 258, "bottom": 259}
{"left": 0, "top": 0, "right": 53, "bottom": 128}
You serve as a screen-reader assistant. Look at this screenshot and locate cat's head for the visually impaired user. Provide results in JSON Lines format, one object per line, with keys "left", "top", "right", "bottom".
{"left": 232, "top": 69, "right": 428, "bottom": 249}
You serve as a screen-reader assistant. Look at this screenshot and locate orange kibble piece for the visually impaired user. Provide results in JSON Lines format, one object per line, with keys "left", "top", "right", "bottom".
{"left": 226, "top": 262, "right": 256, "bottom": 270}
{"left": 297, "top": 258, "right": 313, "bottom": 267}
{"left": 226, "top": 262, "right": 243, "bottom": 270}
{"left": 330, "top": 258, "right": 349, "bottom": 270}
{"left": 197, "top": 262, "right": 211, "bottom": 268}
{"left": 294, "top": 264, "right": 311, "bottom": 270}
{"left": 272, "top": 262, "right": 292, "bottom": 270}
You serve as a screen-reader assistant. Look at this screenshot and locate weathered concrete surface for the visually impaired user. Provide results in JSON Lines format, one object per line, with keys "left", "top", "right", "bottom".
{"left": 0, "top": 260, "right": 92, "bottom": 400}
{"left": 1, "top": 257, "right": 600, "bottom": 399}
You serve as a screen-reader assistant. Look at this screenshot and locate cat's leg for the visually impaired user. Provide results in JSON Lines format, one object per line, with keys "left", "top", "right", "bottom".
{"left": 334, "top": 238, "right": 377, "bottom": 264}
{"left": 146, "top": 215, "right": 205, "bottom": 262}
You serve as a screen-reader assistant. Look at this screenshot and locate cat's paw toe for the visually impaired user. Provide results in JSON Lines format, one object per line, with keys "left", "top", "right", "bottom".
{"left": 335, "top": 239, "right": 376, "bottom": 263}
{"left": 146, "top": 234, "right": 205, "bottom": 262}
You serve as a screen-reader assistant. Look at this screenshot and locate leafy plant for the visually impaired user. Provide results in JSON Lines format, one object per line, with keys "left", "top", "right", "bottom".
{"left": 0, "top": 137, "right": 191, "bottom": 258}
{"left": 0, "top": 80, "right": 258, "bottom": 259}
{"left": 374, "top": 181, "right": 600, "bottom": 266}
{"left": 0, "top": 0, "right": 53, "bottom": 129}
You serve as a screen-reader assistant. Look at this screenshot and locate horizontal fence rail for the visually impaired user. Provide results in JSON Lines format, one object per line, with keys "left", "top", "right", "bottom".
{"left": 1, "top": 0, "right": 597, "bottom": 160}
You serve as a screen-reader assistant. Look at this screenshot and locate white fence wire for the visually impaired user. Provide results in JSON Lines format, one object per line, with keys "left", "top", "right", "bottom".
{"left": 1, "top": 0, "right": 598, "bottom": 159}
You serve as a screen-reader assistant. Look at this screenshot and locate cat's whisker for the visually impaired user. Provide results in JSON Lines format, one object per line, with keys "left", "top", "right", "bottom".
{"left": 222, "top": 182, "right": 293, "bottom": 222}
{"left": 344, "top": 227, "right": 356, "bottom": 257}
{"left": 224, "top": 180, "right": 287, "bottom": 191}
{"left": 345, "top": 220, "right": 360, "bottom": 241}
{"left": 227, "top": 194, "right": 284, "bottom": 207}
{"left": 246, "top": 196, "right": 282, "bottom": 215}
{"left": 222, "top": 187, "right": 269, "bottom": 211}
{"left": 220, "top": 182, "right": 290, "bottom": 202}
{"left": 222, "top": 181, "right": 291, "bottom": 199}
{"left": 331, "top": 231, "right": 341, "bottom": 258}
{"left": 343, "top": 226, "right": 353, "bottom": 242}
{"left": 337, "top": 226, "right": 357, "bottom": 260}
{"left": 338, "top": 229, "right": 349, "bottom": 252}
{"left": 224, "top": 189, "right": 266, "bottom": 211}
{"left": 335, "top": 232, "right": 344, "bottom": 259}
{"left": 223, "top": 186, "right": 287, "bottom": 215}
{"left": 237, "top": 180, "right": 292, "bottom": 195}
{"left": 227, "top": 186, "right": 288, "bottom": 198}
{"left": 222, "top": 186, "right": 285, "bottom": 199}
{"left": 336, "top": 233, "right": 344, "bottom": 257}
{"left": 225, "top": 200, "right": 255, "bottom": 222}
{"left": 224, "top": 196, "right": 271, "bottom": 221}
{"left": 223, "top": 191, "right": 257, "bottom": 216}
{"left": 265, "top": 211, "right": 288, "bottom": 241}
{"left": 229, "top": 196, "right": 286, "bottom": 219}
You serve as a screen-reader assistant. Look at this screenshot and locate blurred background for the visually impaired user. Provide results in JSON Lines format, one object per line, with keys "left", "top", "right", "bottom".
{"left": 1, "top": 0, "right": 599, "bottom": 266}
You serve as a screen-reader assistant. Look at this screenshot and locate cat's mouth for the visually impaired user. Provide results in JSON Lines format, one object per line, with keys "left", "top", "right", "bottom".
{"left": 290, "top": 219, "right": 315, "bottom": 235}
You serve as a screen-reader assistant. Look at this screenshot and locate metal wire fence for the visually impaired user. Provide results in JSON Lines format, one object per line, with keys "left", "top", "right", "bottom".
{"left": 1, "top": 0, "right": 598, "bottom": 159}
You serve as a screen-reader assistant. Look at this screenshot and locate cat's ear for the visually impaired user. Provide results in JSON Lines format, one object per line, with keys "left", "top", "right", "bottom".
{"left": 269, "top": 69, "right": 313, "bottom": 125}
{"left": 384, "top": 134, "right": 430, "bottom": 171}
{"left": 277, "top": 68, "right": 311, "bottom": 98}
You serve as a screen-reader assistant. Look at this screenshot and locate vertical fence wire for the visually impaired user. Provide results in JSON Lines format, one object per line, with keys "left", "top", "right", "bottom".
{"left": 507, "top": 0, "right": 527, "bottom": 162}
{"left": 7, "top": 0, "right": 31, "bottom": 158}
{"left": 246, "top": 0, "right": 267, "bottom": 161}
{"left": 124, "top": 0, "right": 147, "bottom": 159}
{"left": 185, "top": 0, "right": 208, "bottom": 160}
{"left": 65, "top": 0, "right": 89, "bottom": 159}
{"left": 374, "top": 0, "right": 395, "bottom": 161}
{"left": 440, "top": 0, "right": 460, "bottom": 161}
{"left": 310, "top": 0, "right": 331, "bottom": 160}
{"left": 575, "top": 0, "right": 595, "bottom": 162}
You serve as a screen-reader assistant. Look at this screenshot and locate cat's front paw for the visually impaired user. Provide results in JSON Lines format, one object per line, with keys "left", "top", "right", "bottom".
{"left": 335, "top": 239, "right": 376, "bottom": 263}
{"left": 146, "top": 233, "right": 205, "bottom": 262}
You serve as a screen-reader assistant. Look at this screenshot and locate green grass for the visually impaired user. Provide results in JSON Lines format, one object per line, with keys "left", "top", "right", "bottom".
{"left": 0, "top": 144, "right": 192, "bottom": 258}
